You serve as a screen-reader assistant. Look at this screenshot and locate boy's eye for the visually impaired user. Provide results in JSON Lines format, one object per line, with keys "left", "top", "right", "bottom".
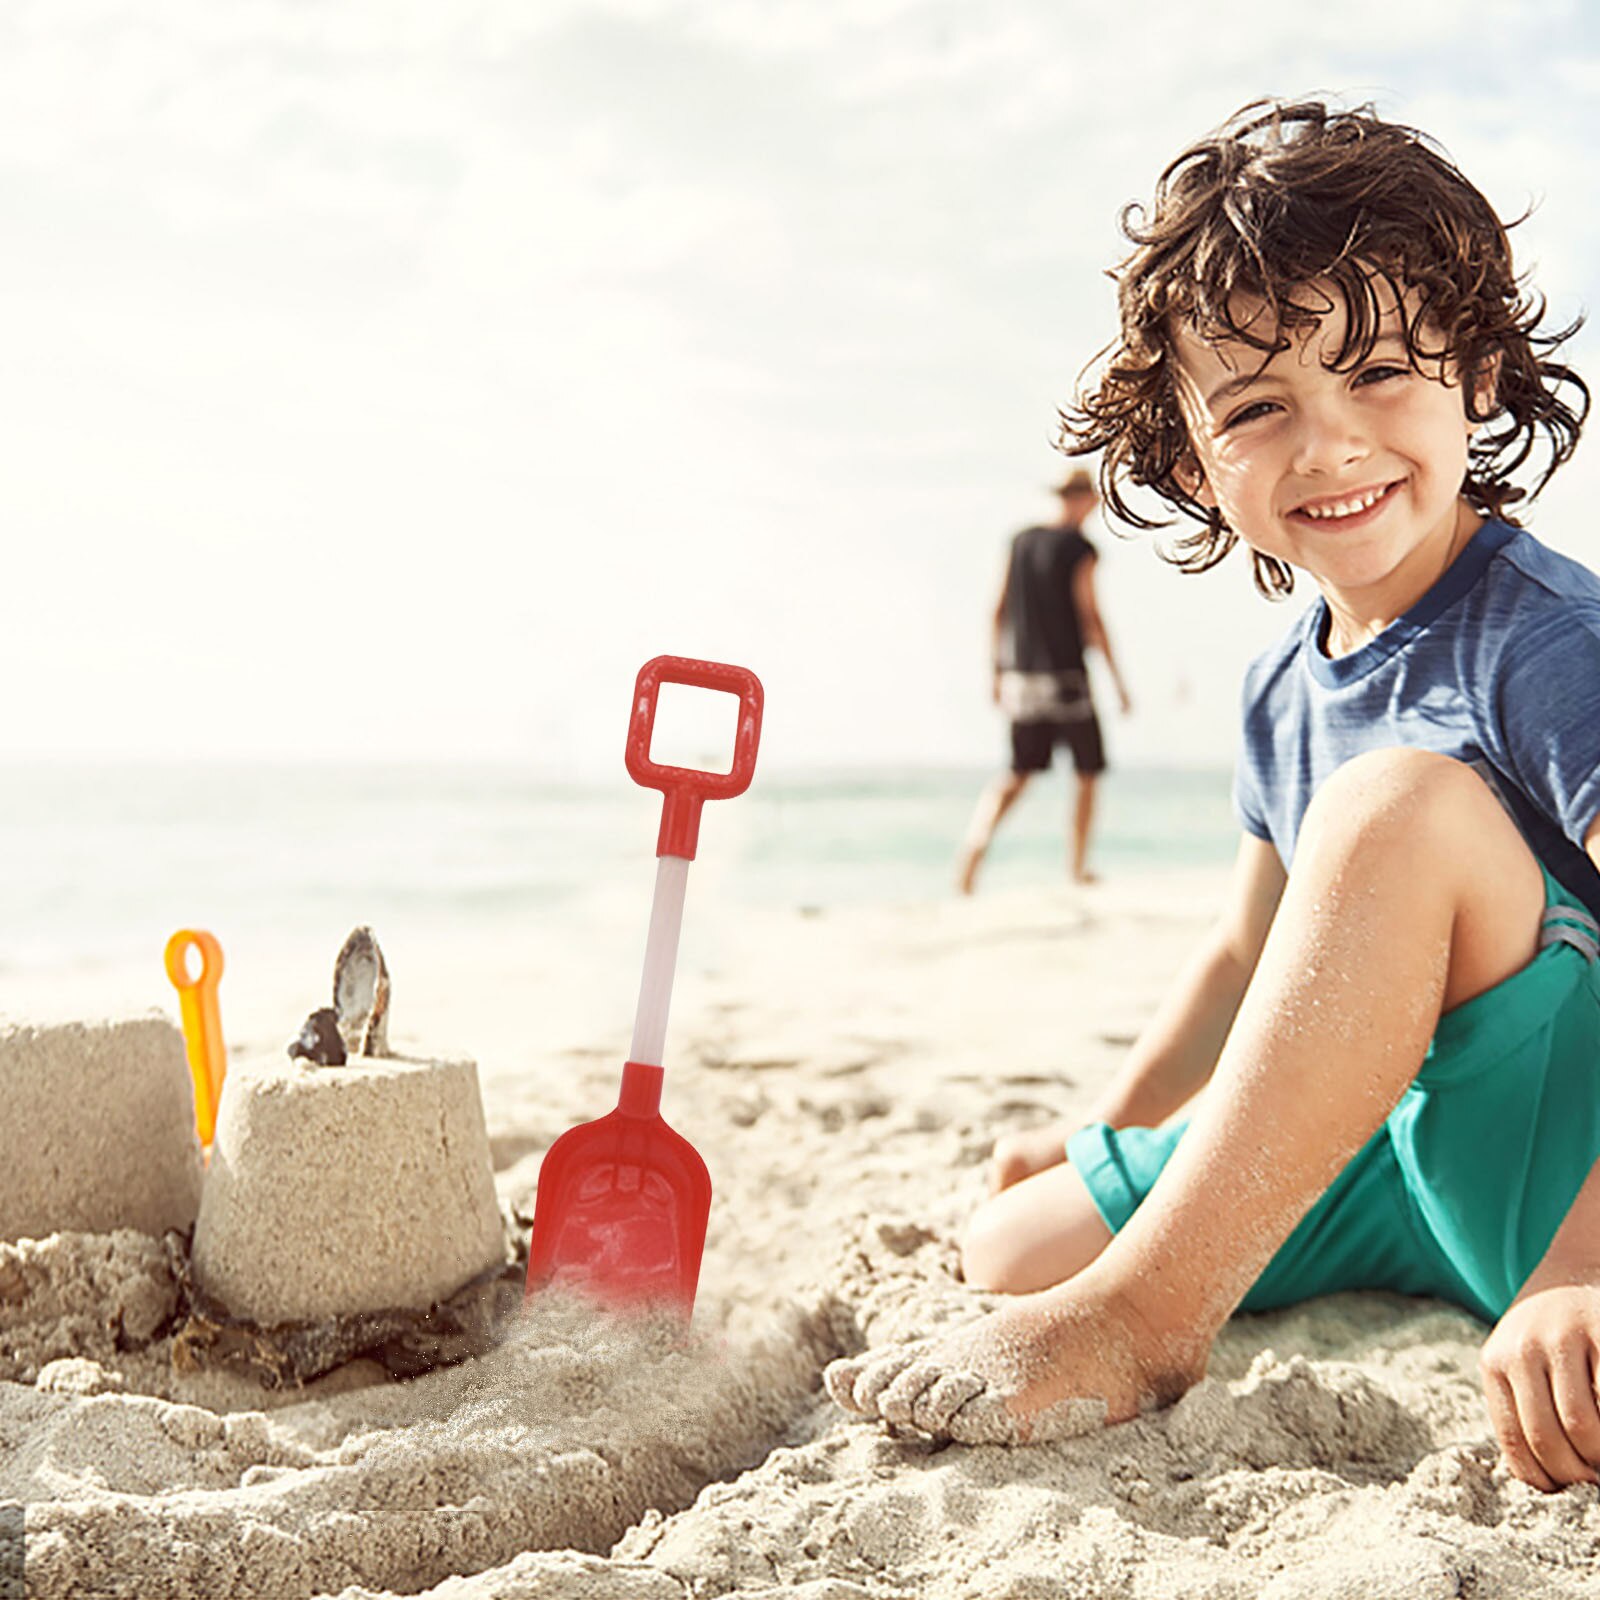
{"left": 1354, "top": 363, "right": 1410, "bottom": 387}
{"left": 1222, "top": 399, "right": 1279, "bottom": 429}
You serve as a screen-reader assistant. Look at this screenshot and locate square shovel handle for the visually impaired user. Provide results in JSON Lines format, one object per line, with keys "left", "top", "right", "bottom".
{"left": 625, "top": 655, "right": 764, "bottom": 859}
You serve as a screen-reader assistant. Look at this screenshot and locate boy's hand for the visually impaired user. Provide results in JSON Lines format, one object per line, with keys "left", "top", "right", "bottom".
{"left": 1480, "top": 1284, "right": 1600, "bottom": 1490}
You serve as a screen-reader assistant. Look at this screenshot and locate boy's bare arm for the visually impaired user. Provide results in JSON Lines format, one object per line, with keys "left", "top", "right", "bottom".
{"left": 1478, "top": 811, "right": 1600, "bottom": 1490}
{"left": 1090, "top": 833, "right": 1286, "bottom": 1128}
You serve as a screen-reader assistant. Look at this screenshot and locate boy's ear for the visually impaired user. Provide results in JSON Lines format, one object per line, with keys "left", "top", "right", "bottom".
{"left": 1468, "top": 350, "right": 1503, "bottom": 428}
{"left": 1173, "top": 450, "right": 1215, "bottom": 507}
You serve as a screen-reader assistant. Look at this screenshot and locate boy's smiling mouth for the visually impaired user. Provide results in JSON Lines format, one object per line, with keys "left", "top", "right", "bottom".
{"left": 1288, "top": 479, "right": 1403, "bottom": 527}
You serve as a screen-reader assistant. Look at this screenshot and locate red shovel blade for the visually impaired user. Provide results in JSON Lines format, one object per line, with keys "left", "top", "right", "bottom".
{"left": 525, "top": 1062, "right": 711, "bottom": 1315}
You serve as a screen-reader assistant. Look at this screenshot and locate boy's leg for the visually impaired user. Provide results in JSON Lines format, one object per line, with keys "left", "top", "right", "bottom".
{"left": 957, "top": 769, "right": 1030, "bottom": 894}
{"left": 962, "top": 1158, "right": 1114, "bottom": 1293}
{"left": 830, "top": 749, "right": 1547, "bottom": 1443}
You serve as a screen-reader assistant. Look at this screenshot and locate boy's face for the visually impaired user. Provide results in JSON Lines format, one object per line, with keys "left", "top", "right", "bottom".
{"left": 1171, "top": 277, "right": 1482, "bottom": 622}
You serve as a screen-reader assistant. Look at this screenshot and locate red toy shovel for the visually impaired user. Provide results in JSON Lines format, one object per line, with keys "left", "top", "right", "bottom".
{"left": 525, "top": 655, "right": 763, "bottom": 1318}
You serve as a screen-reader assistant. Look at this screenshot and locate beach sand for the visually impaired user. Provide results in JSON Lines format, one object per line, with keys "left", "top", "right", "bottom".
{"left": 6, "top": 869, "right": 1600, "bottom": 1598}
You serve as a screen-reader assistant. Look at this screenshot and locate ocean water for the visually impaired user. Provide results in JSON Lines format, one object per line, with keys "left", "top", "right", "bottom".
{"left": 0, "top": 763, "right": 1237, "bottom": 980}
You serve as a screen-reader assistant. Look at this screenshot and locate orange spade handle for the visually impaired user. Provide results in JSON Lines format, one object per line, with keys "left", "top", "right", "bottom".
{"left": 164, "top": 929, "right": 227, "bottom": 1146}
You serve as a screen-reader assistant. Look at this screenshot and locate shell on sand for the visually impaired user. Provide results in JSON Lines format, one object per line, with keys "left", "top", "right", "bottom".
{"left": 333, "top": 925, "right": 390, "bottom": 1058}
{"left": 287, "top": 1007, "right": 345, "bottom": 1068}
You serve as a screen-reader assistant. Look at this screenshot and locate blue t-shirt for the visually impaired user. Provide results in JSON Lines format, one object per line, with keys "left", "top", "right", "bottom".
{"left": 1234, "top": 520, "right": 1600, "bottom": 918}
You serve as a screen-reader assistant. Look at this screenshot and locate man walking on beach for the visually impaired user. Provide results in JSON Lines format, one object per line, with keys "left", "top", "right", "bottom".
{"left": 957, "top": 469, "right": 1131, "bottom": 893}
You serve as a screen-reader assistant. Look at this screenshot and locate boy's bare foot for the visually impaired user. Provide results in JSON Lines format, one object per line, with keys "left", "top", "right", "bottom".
{"left": 985, "top": 1120, "right": 1075, "bottom": 1196}
{"left": 825, "top": 1275, "right": 1204, "bottom": 1445}
{"left": 987, "top": 1120, "right": 1075, "bottom": 1194}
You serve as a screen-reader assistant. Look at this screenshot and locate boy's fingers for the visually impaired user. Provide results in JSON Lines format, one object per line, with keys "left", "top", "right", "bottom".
{"left": 1548, "top": 1342, "right": 1600, "bottom": 1472}
{"left": 1507, "top": 1361, "right": 1595, "bottom": 1489}
{"left": 1483, "top": 1369, "right": 1557, "bottom": 1492}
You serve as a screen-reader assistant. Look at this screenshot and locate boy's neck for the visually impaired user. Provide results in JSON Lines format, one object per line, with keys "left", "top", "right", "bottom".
{"left": 1318, "top": 500, "right": 1485, "bottom": 658}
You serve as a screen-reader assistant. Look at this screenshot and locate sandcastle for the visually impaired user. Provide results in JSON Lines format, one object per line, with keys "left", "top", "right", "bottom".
{"left": 190, "top": 929, "right": 506, "bottom": 1325}
{"left": 0, "top": 1017, "right": 203, "bottom": 1243}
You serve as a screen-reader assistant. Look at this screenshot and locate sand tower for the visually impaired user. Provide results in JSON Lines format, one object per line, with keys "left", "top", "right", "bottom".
{"left": 190, "top": 930, "right": 505, "bottom": 1324}
{"left": 0, "top": 1017, "right": 204, "bottom": 1242}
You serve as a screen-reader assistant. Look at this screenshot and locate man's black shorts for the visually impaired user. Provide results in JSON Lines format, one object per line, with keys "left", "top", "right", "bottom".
{"left": 1010, "top": 715, "right": 1106, "bottom": 777}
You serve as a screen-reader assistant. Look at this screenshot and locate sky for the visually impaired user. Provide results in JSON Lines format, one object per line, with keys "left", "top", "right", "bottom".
{"left": 1, "top": 0, "right": 1596, "bottom": 776}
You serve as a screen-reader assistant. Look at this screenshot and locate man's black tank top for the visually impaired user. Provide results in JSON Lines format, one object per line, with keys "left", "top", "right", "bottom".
{"left": 1003, "top": 523, "right": 1095, "bottom": 672}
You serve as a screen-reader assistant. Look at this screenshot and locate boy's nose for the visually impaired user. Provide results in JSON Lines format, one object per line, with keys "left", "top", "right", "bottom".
{"left": 1290, "top": 400, "right": 1370, "bottom": 477}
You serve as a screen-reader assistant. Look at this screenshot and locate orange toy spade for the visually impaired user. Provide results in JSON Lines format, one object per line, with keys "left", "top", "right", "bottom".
{"left": 165, "top": 928, "right": 227, "bottom": 1146}
{"left": 526, "top": 656, "right": 763, "bottom": 1318}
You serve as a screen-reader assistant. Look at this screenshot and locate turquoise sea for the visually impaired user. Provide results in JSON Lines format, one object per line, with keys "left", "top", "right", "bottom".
{"left": 0, "top": 763, "right": 1237, "bottom": 979}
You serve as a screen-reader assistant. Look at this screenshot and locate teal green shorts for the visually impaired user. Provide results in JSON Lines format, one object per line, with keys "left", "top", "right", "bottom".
{"left": 1067, "top": 867, "right": 1600, "bottom": 1324}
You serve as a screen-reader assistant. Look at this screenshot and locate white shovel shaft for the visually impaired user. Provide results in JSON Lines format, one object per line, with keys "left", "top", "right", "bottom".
{"left": 630, "top": 855, "right": 690, "bottom": 1068}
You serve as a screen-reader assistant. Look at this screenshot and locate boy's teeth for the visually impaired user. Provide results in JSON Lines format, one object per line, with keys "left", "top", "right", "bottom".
{"left": 1300, "top": 486, "right": 1387, "bottom": 520}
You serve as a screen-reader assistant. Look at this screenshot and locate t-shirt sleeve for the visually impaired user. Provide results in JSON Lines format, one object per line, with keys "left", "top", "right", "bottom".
{"left": 1233, "top": 671, "right": 1273, "bottom": 841}
{"left": 1233, "top": 755, "right": 1272, "bottom": 839}
{"left": 1494, "top": 603, "right": 1600, "bottom": 850}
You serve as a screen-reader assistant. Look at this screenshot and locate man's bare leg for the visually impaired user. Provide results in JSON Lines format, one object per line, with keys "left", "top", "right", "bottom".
{"left": 829, "top": 750, "right": 1546, "bottom": 1442}
{"left": 1071, "top": 772, "right": 1098, "bottom": 883}
{"left": 957, "top": 771, "right": 1030, "bottom": 894}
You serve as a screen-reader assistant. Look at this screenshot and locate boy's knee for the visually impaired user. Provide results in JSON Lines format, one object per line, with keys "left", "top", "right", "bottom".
{"left": 1296, "top": 749, "right": 1546, "bottom": 996}
{"left": 1300, "top": 748, "right": 1521, "bottom": 864}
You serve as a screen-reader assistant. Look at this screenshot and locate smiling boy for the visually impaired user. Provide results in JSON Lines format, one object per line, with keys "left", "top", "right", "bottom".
{"left": 826, "top": 101, "right": 1600, "bottom": 1490}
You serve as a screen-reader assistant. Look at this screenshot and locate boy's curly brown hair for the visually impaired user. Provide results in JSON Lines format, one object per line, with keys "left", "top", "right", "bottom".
{"left": 1060, "top": 99, "right": 1590, "bottom": 597}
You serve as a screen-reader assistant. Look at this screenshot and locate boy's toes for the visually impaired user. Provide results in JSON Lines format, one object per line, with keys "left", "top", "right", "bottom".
{"left": 910, "top": 1370, "right": 987, "bottom": 1434}
{"left": 1029, "top": 1394, "right": 1109, "bottom": 1441}
{"left": 824, "top": 1344, "right": 927, "bottom": 1415}
{"left": 941, "top": 1390, "right": 1109, "bottom": 1447}
{"left": 823, "top": 1356, "right": 868, "bottom": 1412}
{"left": 940, "top": 1389, "right": 1025, "bottom": 1446}
{"left": 878, "top": 1361, "right": 941, "bottom": 1426}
